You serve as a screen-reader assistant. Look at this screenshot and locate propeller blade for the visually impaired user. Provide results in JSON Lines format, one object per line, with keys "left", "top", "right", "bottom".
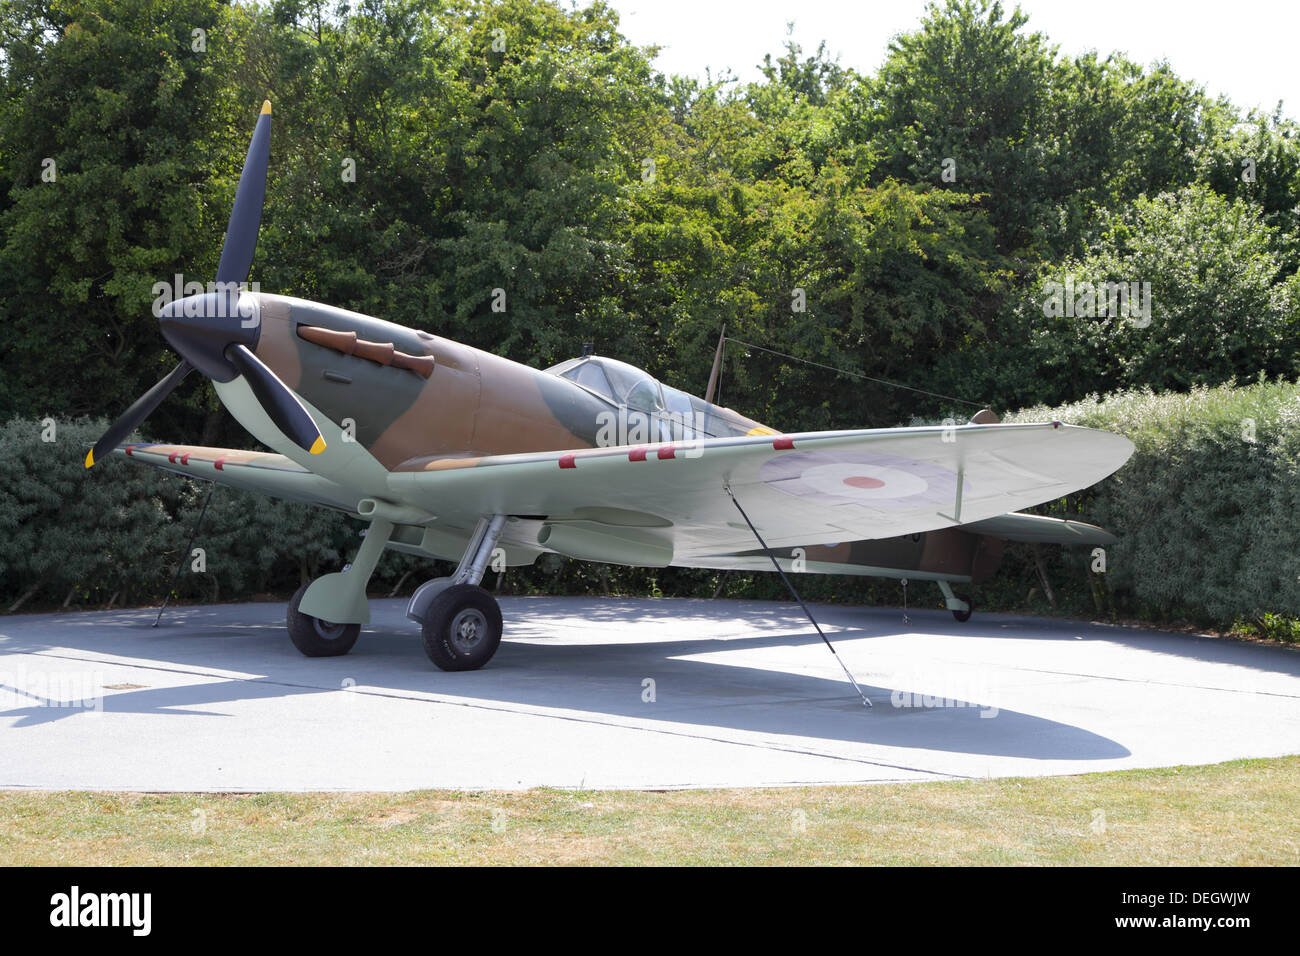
{"left": 215, "top": 100, "right": 272, "bottom": 288}
{"left": 85, "top": 360, "right": 193, "bottom": 468}
{"left": 225, "top": 344, "right": 325, "bottom": 455}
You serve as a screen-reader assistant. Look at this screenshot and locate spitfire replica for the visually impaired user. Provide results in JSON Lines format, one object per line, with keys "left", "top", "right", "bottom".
{"left": 87, "top": 103, "right": 1134, "bottom": 673}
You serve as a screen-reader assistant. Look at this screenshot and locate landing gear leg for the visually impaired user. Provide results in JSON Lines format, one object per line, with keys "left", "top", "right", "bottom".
{"left": 410, "top": 515, "right": 507, "bottom": 671}
{"left": 937, "top": 580, "right": 974, "bottom": 623}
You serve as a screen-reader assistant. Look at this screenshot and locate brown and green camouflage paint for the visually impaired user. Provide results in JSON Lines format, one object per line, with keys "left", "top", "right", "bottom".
{"left": 252, "top": 293, "right": 769, "bottom": 471}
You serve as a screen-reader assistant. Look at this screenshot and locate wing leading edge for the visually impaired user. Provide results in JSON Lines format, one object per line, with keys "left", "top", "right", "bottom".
{"left": 110, "top": 443, "right": 362, "bottom": 513}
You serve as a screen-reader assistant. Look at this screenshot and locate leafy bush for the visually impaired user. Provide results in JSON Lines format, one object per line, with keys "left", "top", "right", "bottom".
{"left": 1007, "top": 379, "right": 1300, "bottom": 628}
{"left": 0, "top": 417, "right": 405, "bottom": 610}
{"left": 6, "top": 380, "right": 1300, "bottom": 638}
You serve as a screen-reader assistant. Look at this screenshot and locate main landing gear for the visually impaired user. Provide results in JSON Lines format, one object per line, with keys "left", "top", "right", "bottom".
{"left": 285, "top": 514, "right": 509, "bottom": 671}
{"left": 418, "top": 583, "right": 502, "bottom": 671}
{"left": 407, "top": 515, "right": 507, "bottom": 671}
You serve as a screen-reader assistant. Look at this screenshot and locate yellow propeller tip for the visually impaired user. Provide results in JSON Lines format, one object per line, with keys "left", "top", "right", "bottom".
{"left": 84, "top": 449, "right": 95, "bottom": 468}
{"left": 260, "top": 99, "right": 272, "bottom": 115}
{"left": 309, "top": 436, "right": 326, "bottom": 455}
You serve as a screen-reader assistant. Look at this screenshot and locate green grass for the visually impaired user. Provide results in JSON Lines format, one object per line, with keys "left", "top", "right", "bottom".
{"left": 2, "top": 756, "right": 1297, "bottom": 865}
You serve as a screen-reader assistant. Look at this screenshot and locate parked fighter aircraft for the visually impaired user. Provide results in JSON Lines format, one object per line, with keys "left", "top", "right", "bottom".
{"left": 86, "top": 102, "right": 1133, "bottom": 671}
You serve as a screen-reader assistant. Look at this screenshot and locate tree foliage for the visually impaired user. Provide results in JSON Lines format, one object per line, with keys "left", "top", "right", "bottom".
{"left": 3, "top": 0, "right": 1300, "bottom": 625}
{"left": 1007, "top": 381, "right": 1300, "bottom": 628}
{"left": 4, "top": 0, "right": 1299, "bottom": 430}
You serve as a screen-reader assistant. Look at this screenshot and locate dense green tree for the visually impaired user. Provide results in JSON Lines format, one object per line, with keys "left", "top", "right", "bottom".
{"left": 0, "top": 0, "right": 237, "bottom": 434}
{"left": 997, "top": 186, "right": 1300, "bottom": 404}
{"left": 1196, "top": 106, "right": 1300, "bottom": 256}
{"left": 850, "top": 0, "right": 1059, "bottom": 255}
{"left": 242, "top": 0, "right": 665, "bottom": 370}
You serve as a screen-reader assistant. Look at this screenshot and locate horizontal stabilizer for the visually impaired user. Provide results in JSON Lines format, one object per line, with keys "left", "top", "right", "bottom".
{"left": 963, "top": 512, "right": 1117, "bottom": 545}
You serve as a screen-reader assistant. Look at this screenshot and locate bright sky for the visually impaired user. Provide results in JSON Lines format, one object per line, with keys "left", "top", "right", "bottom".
{"left": 603, "top": 0, "right": 1299, "bottom": 118}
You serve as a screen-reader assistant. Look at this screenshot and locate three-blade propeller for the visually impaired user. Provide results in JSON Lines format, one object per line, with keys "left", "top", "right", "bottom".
{"left": 86, "top": 100, "right": 325, "bottom": 468}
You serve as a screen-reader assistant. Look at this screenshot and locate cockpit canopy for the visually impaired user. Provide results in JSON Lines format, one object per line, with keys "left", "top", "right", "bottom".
{"left": 545, "top": 354, "right": 770, "bottom": 442}
{"left": 545, "top": 355, "right": 668, "bottom": 412}
{"left": 545, "top": 354, "right": 716, "bottom": 441}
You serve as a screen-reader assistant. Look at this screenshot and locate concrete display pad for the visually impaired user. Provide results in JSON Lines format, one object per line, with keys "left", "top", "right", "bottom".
{"left": 1, "top": 597, "right": 1297, "bottom": 790}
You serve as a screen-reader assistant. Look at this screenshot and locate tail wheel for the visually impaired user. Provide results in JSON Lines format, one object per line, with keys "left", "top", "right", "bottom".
{"left": 951, "top": 592, "right": 974, "bottom": 623}
{"left": 421, "top": 584, "right": 503, "bottom": 671}
{"left": 287, "top": 581, "right": 360, "bottom": 657}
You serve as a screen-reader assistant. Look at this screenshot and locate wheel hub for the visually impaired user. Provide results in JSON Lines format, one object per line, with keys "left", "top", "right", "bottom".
{"left": 313, "top": 617, "right": 348, "bottom": 641}
{"left": 450, "top": 607, "right": 487, "bottom": 652}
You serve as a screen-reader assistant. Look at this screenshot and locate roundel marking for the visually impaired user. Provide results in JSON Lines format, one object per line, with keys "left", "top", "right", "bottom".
{"left": 759, "top": 450, "right": 963, "bottom": 510}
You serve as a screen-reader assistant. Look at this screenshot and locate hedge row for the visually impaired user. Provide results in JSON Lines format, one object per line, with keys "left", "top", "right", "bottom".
{"left": 2, "top": 383, "right": 1299, "bottom": 635}
{"left": 0, "top": 419, "right": 358, "bottom": 610}
{"left": 1006, "top": 379, "right": 1300, "bottom": 631}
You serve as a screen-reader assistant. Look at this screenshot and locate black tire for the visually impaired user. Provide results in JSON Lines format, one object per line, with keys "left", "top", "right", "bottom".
{"left": 951, "top": 592, "right": 974, "bottom": 623}
{"left": 421, "top": 584, "right": 502, "bottom": 671}
{"left": 287, "top": 581, "right": 360, "bottom": 657}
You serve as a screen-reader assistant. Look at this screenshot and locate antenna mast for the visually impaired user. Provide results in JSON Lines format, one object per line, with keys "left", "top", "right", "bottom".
{"left": 703, "top": 325, "right": 726, "bottom": 404}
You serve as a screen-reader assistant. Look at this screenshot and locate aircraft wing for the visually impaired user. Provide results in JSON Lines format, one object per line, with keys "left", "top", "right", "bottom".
{"left": 388, "top": 422, "right": 1134, "bottom": 563}
{"left": 111, "top": 443, "right": 362, "bottom": 513}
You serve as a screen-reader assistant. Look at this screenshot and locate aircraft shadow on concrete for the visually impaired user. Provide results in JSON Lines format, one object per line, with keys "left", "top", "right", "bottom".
{"left": 0, "top": 598, "right": 1170, "bottom": 762}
